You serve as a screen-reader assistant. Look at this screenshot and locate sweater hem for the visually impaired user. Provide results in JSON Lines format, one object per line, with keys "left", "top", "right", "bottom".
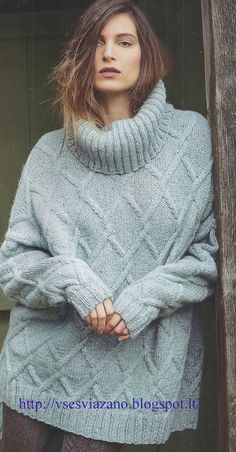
{"left": 0, "top": 378, "right": 199, "bottom": 445}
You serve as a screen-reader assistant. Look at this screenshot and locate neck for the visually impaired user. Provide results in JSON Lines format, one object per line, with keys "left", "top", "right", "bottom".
{"left": 95, "top": 91, "right": 132, "bottom": 125}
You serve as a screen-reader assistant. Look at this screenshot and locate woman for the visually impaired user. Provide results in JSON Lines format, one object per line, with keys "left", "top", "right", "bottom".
{"left": 0, "top": 0, "right": 219, "bottom": 450}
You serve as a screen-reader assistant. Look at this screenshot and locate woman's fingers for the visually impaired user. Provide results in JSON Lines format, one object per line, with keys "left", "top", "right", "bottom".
{"left": 83, "top": 299, "right": 131, "bottom": 340}
{"left": 108, "top": 319, "right": 128, "bottom": 336}
{"left": 94, "top": 298, "right": 114, "bottom": 333}
{"left": 89, "top": 308, "right": 98, "bottom": 330}
{"left": 103, "top": 313, "right": 121, "bottom": 334}
{"left": 102, "top": 298, "right": 115, "bottom": 322}
{"left": 95, "top": 302, "right": 107, "bottom": 334}
{"left": 118, "top": 334, "right": 131, "bottom": 341}
{"left": 84, "top": 298, "right": 112, "bottom": 328}
{"left": 84, "top": 299, "right": 114, "bottom": 332}
{"left": 104, "top": 315, "right": 130, "bottom": 338}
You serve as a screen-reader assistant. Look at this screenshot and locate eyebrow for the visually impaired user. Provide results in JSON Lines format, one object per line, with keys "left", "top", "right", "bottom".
{"left": 98, "top": 33, "right": 137, "bottom": 39}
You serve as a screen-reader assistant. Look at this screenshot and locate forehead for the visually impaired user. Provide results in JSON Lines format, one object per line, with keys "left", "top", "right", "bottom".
{"left": 100, "top": 13, "right": 137, "bottom": 35}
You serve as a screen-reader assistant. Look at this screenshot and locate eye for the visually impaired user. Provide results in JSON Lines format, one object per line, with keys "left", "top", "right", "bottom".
{"left": 96, "top": 40, "right": 132, "bottom": 47}
{"left": 119, "top": 41, "right": 132, "bottom": 47}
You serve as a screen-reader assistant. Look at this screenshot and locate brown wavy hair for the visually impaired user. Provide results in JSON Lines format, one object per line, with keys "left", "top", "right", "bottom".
{"left": 49, "top": 0, "right": 173, "bottom": 145}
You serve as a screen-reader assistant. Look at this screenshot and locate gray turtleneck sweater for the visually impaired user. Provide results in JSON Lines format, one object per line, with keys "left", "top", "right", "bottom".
{"left": 0, "top": 79, "right": 219, "bottom": 445}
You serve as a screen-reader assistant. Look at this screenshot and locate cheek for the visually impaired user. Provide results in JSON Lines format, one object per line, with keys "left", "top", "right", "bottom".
{"left": 94, "top": 54, "right": 98, "bottom": 69}
{"left": 127, "top": 52, "right": 141, "bottom": 74}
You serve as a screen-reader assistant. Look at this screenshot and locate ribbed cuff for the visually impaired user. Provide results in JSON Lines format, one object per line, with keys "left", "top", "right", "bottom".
{"left": 66, "top": 283, "right": 113, "bottom": 319}
{"left": 113, "top": 290, "right": 159, "bottom": 339}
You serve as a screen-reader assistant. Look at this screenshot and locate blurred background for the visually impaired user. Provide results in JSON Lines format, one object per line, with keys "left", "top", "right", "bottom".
{"left": 0, "top": 1, "right": 218, "bottom": 451}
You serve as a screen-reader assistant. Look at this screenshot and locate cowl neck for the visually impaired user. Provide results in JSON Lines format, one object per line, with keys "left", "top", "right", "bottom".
{"left": 68, "top": 79, "right": 173, "bottom": 175}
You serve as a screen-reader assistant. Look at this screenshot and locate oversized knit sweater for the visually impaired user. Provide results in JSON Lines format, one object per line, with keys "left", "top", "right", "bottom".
{"left": 0, "top": 79, "right": 219, "bottom": 445}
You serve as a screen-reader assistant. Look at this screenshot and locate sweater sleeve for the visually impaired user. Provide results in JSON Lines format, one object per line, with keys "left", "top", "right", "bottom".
{"left": 0, "top": 145, "right": 112, "bottom": 319}
{"left": 113, "top": 116, "right": 219, "bottom": 339}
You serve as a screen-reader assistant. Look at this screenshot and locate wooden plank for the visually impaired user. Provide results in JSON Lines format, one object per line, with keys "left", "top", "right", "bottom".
{"left": 201, "top": 1, "right": 236, "bottom": 451}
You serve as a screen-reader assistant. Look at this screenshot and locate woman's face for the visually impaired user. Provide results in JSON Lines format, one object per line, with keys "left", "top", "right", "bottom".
{"left": 94, "top": 13, "right": 142, "bottom": 95}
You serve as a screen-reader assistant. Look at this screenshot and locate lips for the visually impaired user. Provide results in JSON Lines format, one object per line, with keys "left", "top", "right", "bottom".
{"left": 99, "top": 67, "right": 120, "bottom": 73}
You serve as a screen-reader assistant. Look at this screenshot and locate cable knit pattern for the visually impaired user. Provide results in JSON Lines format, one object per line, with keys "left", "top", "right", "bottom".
{"left": 0, "top": 79, "right": 219, "bottom": 445}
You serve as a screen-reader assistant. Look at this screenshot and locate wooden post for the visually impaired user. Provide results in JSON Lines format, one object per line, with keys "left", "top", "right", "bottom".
{"left": 201, "top": 1, "right": 236, "bottom": 451}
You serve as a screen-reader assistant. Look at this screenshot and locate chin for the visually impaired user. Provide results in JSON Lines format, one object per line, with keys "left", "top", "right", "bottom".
{"left": 94, "top": 80, "right": 133, "bottom": 95}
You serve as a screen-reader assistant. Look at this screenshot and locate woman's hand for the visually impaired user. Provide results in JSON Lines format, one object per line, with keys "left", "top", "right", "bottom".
{"left": 84, "top": 298, "right": 131, "bottom": 341}
{"left": 84, "top": 298, "right": 114, "bottom": 334}
{"left": 103, "top": 312, "right": 131, "bottom": 341}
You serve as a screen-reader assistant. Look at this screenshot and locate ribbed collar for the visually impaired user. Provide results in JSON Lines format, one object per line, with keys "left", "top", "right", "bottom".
{"left": 68, "top": 79, "right": 173, "bottom": 175}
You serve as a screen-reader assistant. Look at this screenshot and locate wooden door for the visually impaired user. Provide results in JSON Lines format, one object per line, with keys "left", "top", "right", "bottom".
{"left": 201, "top": 1, "right": 236, "bottom": 451}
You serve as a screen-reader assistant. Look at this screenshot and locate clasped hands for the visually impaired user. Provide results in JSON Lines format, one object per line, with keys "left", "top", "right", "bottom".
{"left": 84, "top": 297, "right": 131, "bottom": 341}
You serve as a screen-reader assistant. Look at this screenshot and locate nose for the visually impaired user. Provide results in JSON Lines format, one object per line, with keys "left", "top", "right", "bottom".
{"left": 102, "top": 43, "right": 116, "bottom": 61}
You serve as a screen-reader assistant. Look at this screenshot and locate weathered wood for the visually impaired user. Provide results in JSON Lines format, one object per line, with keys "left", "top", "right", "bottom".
{"left": 201, "top": 1, "right": 236, "bottom": 451}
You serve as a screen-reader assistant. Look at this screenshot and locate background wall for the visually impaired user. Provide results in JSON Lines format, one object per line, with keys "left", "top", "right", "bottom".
{"left": 0, "top": 1, "right": 218, "bottom": 451}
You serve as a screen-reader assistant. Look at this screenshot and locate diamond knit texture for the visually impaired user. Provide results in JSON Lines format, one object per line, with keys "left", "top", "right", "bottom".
{"left": 0, "top": 79, "right": 219, "bottom": 445}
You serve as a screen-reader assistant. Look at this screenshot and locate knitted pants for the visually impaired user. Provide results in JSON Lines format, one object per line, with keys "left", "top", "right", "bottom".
{"left": 2, "top": 403, "right": 123, "bottom": 452}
